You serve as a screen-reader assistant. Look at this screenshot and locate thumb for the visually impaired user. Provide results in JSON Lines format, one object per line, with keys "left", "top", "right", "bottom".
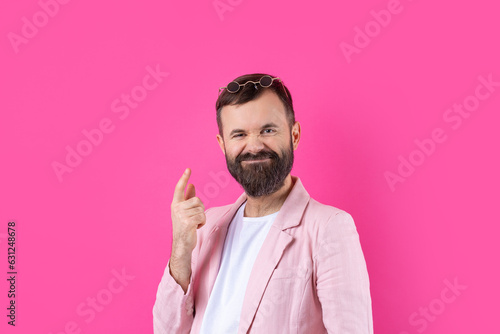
{"left": 185, "top": 183, "right": 196, "bottom": 200}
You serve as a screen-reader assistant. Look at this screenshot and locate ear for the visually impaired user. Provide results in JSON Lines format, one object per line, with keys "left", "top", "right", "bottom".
{"left": 216, "top": 134, "right": 226, "bottom": 155}
{"left": 291, "top": 121, "right": 301, "bottom": 150}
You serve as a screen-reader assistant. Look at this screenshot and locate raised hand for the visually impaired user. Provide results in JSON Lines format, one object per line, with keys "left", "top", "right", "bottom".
{"left": 169, "top": 168, "right": 206, "bottom": 293}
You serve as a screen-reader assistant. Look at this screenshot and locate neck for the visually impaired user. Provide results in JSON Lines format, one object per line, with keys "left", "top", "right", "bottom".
{"left": 243, "top": 174, "right": 294, "bottom": 217}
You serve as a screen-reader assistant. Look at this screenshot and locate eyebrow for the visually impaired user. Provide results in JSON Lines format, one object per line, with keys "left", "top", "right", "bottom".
{"left": 229, "top": 123, "right": 279, "bottom": 137}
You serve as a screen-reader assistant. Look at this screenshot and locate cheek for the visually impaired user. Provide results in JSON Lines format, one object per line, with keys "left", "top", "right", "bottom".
{"left": 226, "top": 142, "right": 245, "bottom": 154}
{"left": 225, "top": 146, "right": 242, "bottom": 161}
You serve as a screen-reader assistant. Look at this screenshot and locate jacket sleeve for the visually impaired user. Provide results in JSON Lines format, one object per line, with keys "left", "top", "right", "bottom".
{"left": 152, "top": 257, "right": 196, "bottom": 334}
{"left": 315, "top": 211, "right": 373, "bottom": 333}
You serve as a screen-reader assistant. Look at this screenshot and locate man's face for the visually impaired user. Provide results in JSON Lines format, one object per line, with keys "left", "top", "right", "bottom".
{"left": 216, "top": 90, "right": 299, "bottom": 197}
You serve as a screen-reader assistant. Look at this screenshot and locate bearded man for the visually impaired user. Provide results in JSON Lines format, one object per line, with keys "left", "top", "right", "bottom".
{"left": 153, "top": 73, "right": 373, "bottom": 334}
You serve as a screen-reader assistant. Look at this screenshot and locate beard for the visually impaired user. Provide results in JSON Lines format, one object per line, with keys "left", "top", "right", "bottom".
{"left": 225, "top": 137, "right": 294, "bottom": 197}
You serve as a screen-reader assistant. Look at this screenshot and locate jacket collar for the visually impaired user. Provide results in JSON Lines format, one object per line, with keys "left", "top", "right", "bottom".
{"left": 214, "top": 174, "right": 310, "bottom": 233}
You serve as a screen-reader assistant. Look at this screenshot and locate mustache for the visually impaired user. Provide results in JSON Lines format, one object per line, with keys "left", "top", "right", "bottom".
{"left": 236, "top": 150, "right": 278, "bottom": 162}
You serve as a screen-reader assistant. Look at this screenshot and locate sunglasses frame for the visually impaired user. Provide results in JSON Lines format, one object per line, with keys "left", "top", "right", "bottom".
{"left": 218, "top": 75, "right": 289, "bottom": 101}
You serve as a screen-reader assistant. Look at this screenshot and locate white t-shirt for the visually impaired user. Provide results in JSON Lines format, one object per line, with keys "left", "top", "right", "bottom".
{"left": 199, "top": 200, "right": 279, "bottom": 334}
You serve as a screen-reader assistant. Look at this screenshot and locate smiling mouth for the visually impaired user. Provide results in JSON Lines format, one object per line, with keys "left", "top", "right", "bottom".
{"left": 242, "top": 158, "right": 270, "bottom": 163}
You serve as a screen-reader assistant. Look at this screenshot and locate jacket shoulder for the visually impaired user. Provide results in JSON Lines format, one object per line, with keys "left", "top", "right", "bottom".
{"left": 305, "top": 197, "right": 350, "bottom": 220}
{"left": 301, "top": 198, "right": 357, "bottom": 238}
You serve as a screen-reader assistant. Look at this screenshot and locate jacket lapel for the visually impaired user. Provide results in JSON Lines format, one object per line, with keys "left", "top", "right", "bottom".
{"left": 195, "top": 192, "right": 247, "bottom": 304}
{"left": 238, "top": 176, "right": 311, "bottom": 333}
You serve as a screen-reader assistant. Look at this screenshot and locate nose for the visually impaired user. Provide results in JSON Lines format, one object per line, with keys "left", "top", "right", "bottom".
{"left": 244, "top": 133, "right": 266, "bottom": 155}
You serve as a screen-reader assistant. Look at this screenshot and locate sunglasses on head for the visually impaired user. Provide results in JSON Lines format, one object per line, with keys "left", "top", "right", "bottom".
{"left": 218, "top": 75, "right": 289, "bottom": 101}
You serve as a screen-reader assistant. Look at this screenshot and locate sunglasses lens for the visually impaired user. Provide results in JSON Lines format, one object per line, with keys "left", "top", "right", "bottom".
{"left": 227, "top": 81, "right": 240, "bottom": 93}
{"left": 260, "top": 76, "right": 273, "bottom": 87}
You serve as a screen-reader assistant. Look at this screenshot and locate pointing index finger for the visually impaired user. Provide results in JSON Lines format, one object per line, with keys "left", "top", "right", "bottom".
{"left": 173, "top": 168, "right": 191, "bottom": 203}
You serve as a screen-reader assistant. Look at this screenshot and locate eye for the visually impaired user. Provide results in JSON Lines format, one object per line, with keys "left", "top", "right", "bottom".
{"left": 232, "top": 133, "right": 244, "bottom": 138}
{"left": 262, "top": 128, "right": 276, "bottom": 134}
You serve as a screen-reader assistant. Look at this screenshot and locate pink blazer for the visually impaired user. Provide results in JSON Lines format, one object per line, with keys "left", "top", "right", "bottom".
{"left": 153, "top": 175, "right": 373, "bottom": 333}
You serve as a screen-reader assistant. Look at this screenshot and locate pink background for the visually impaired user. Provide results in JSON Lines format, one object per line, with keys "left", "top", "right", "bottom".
{"left": 1, "top": 0, "right": 499, "bottom": 333}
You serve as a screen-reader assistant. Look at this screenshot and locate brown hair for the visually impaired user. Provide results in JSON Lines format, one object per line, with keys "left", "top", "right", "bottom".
{"left": 215, "top": 73, "right": 295, "bottom": 138}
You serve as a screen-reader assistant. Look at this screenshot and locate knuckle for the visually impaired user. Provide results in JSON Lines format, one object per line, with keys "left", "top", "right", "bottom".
{"left": 193, "top": 197, "right": 203, "bottom": 205}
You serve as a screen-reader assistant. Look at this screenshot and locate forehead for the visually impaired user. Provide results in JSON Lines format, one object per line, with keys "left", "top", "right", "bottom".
{"left": 220, "top": 90, "right": 287, "bottom": 133}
